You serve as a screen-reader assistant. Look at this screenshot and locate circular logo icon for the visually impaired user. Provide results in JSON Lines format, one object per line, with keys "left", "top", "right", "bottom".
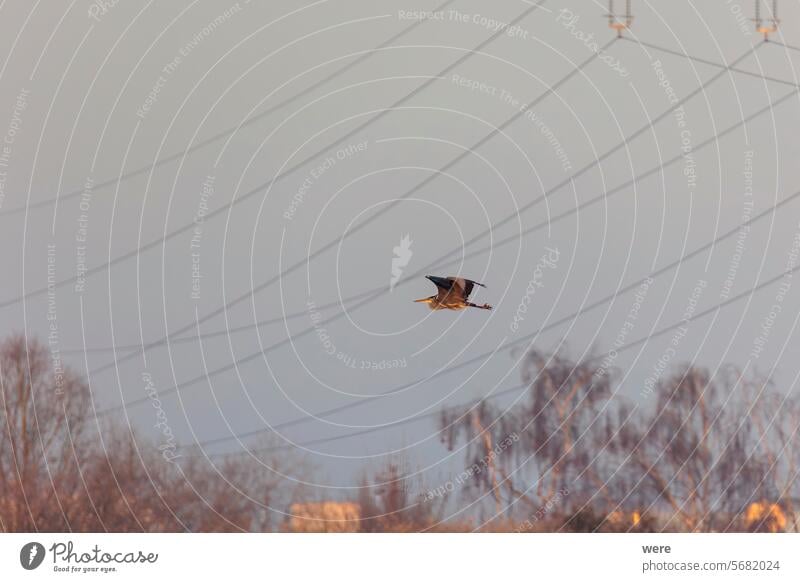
{"left": 19, "top": 542, "right": 45, "bottom": 570}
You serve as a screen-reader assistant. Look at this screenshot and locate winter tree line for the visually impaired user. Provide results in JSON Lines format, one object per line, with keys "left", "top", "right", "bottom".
{"left": 1, "top": 334, "right": 797, "bottom": 532}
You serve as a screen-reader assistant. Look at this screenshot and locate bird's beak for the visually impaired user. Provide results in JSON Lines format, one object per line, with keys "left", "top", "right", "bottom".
{"left": 413, "top": 297, "right": 428, "bottom": 303}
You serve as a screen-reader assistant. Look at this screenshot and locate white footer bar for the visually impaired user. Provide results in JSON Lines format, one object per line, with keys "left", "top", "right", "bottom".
{"left": 1, "top": 533, "right": 797, "bottom": 581}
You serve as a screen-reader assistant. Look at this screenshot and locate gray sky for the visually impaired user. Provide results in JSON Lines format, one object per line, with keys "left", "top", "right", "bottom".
{"left": 1, "top": 0, "right": 800, "bottom": 494}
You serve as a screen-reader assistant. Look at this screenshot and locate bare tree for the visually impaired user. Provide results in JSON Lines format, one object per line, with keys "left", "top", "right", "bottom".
{"left": 0, "top": 334, "right": 93, "bottom": 531}
{"left": 616, "top": 367, "right": 772, "bottom": 531}
{"left": 440, "top": 349, "right": 616, "bottom": 522}
{"left": 0, "top": 334, "right": 304, "bottom": 532}
{"left": 358, "top": 460, "right": 444, "bottom": 532}
{"left": 737, "top": 374, "right": 800, "bottom": 532}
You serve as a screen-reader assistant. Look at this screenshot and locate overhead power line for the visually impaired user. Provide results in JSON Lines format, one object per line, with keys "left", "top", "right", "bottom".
{"left": 768, "top": 39, "right": 800, "bottom": 54}
{"left": 91, "top": 39, "right": 766, "bottom": 421}
{"left": 66, "top": 74, "right": 800, "bottom": 357}
{"left": 196, "top": 382, "right": 527, "bottom": 457}
{"left": 85, "top": 37, "right": 762, "bottom": 383}
{"left": 197, "top": 255, "right": 800, "bottom": 456}
{"left": 85, "top": 14, "right": 604, "bottom": 380}
{"left": 96, "top": 167, "right": 800, "bottom": 425}
{"left": 0, "top": 0, "right": 548, "bottom": 313}
{"left": 0, "top": 0, "right": 459, "bottom": 218}
{"left": 624, "top": 37, "right": 798, "bottom": 88}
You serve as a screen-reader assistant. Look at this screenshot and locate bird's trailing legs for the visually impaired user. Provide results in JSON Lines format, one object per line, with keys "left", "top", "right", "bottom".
{"left": 466, "top": 302, "right": 493, "bottom": 310}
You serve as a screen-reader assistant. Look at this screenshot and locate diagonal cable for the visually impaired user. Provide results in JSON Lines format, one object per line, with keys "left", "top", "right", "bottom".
{"left": 0, "top": 0, "right": 548, "bottom": 311}
{"left": 0, "top": 0, "right": 460, "bottom": 217}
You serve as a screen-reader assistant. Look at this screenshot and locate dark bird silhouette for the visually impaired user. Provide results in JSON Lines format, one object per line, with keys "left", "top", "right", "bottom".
{"left": 414, "top": 275, "right": 492, "bottom": 311}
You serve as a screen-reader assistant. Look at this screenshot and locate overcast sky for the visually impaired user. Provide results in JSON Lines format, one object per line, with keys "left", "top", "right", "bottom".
{"left": 1, "top": 0, "right": 799, "bottom": 493}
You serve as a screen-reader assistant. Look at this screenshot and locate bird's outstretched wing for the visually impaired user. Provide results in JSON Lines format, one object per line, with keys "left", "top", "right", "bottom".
{"left": 426, "top": 275, "right": 455, "bottom": 291}
{"left": 447, "top": 276, "right": 485, "bottom": 299}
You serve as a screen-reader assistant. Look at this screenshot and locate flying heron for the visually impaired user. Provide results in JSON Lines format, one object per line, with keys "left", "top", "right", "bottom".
{"left": 414, "top": 275, "right": 492, "bottom": 311}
